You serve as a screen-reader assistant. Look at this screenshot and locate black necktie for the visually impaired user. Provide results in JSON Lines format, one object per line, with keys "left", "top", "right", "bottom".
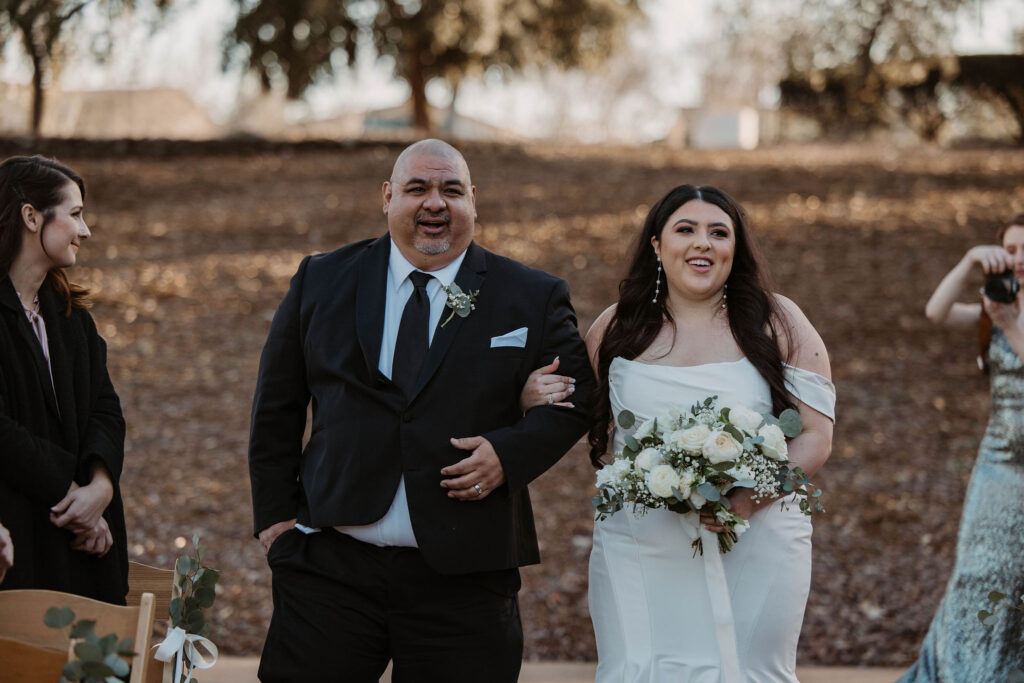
{"left": 391, "top": 271, "right": 433, "bottom": 397}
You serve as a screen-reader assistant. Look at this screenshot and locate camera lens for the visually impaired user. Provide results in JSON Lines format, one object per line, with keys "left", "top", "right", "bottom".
{"left": 984, "top": 270, "right": 1020, "bottom": 304}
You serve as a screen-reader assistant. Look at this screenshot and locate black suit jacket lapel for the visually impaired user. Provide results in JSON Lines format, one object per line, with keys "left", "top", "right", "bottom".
{"left": 0, "top": 277, "right": 60, "bottom": 419}
{"left": 409, "top": 242, "right": 487, "bottom": 402}
{"left": 354, "top": 235, "right": 391, "bottom": 380}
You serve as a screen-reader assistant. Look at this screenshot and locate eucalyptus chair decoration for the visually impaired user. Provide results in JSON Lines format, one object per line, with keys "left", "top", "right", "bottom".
{"left": 43, "top": 606, "right": 137, "bottom": 683}
{"left": 153, "top": 535, "right": 220, "bottom": 683}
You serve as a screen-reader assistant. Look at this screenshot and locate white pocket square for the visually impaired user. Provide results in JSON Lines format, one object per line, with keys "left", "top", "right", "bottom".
{"left": 490, "top": 327, "right": 528, "bottom": 348}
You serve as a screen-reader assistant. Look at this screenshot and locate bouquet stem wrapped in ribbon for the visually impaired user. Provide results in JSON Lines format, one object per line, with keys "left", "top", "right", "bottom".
{"left": 593, "top": 395, "right": 824, "bottom": 555}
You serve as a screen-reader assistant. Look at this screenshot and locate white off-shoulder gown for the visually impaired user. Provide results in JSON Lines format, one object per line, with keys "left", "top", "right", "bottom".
{"left": 589, "top": 357, "right": 836, "bottom": 683}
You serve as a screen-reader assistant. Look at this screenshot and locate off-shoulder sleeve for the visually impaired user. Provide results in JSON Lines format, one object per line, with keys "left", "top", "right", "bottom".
{"left": 784, "top": 363, "right": 836, "bottom": 422}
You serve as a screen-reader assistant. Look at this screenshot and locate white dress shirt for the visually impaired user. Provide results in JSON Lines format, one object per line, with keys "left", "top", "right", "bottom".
{"left": 333, "top": 240, "right": 467, "bottom": 547}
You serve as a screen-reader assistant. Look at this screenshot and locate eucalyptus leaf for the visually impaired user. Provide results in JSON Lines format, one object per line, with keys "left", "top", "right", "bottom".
{"left": 719, "top": 496, "right": 732, "bottom": 510}
{"left": 176, "top": 556, "right": 194, "bottom": 575}
{"left": 732, "top": 479, "right": 756, "bottom": 488}
{"left": 103, "top": 652, "right": 130, "bottom": 678}
{"left": 196, "top": 586, "right": 216, "bottom": 608}
{"left": 80, "top": 660, "right": 114, "bottom": 677}
{"left": 591, "top": 495, "right": 603, "bottom": 508}
{"left": 617, "top": 410, "right": 636, "bottom": 429}
{"left": 778, "top": 409, "right": 803, "bottom": 437}
{"left": 62, "top": 661, "right": 84, "bottom": 680}
{"left": 624, "top": 435, "right": 640, "bottom": 452}
{"left": 117, "top": 638, "right": 134, "bottom": 656}
{"left": 44, "top": 606, "right": 75, "bottom": 629}
{"left": 712, "top": 462, "right": 734, "bottom": 472}
{"left": 719, "top": 407, "right": 731, "bottom": 422}
{"left": 98, "top": 633, "right": 117, "bottom": 655}
{"left": 447, "top": 282, "right": 463, "bottom": 295}
{"left": 69, "top": 619, "right": 97, "bottom": 640}
{"left": 782, "top": 479, "right": 796, "bottom": 493}
{"left": 989, "top": 591, "right": 1007, "bottom": 603}
{"left": 696, "top": 482, "right": 720, "bottom": 501}
{"left": 74, "top": 640, "right": 103, "bottom": 662}
{"left": 169, "top": 597, "right": 183, "bottom": 622}
{"left": 723, "top": 424, "right": 744, "bottom": 443}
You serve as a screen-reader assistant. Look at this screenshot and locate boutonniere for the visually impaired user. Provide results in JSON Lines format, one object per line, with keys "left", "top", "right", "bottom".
{"left": 440, "top": 282, "right": 479, "bottom": 328}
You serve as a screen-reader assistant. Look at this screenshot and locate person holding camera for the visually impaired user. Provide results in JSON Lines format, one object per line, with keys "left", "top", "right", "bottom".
{"left": 900, "top": 214, "right": 1024, "bottom": 682}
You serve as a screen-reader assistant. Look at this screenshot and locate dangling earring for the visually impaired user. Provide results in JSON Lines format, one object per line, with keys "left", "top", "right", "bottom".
{"left": 652, "top": 256, "right": 662, "bottom": 303}
{"left": 721, "top": 283, "right": 728, "bottom": 310}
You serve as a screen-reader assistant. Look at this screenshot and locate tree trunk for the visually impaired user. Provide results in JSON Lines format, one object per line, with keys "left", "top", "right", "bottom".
{"left": 30, "top": 51, "right": 45, "bottom": 138}
{"left": 407, "top": 47, "right": 431, "bottom": 134}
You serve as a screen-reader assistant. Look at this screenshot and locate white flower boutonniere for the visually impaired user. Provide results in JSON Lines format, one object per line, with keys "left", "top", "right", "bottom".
{"left": 441, "top": 282, "right": 479, "bottom": 328}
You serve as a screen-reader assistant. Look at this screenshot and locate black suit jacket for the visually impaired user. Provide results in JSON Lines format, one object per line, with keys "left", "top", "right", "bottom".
{"left": 0, "top": 277, "right": 127, "bottom": 602}
{"left": 249, "top": 236, "right": 595, "bottom": 574}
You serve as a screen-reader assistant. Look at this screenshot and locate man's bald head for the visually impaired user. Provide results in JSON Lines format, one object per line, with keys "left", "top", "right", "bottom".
{"left": 382, "top": 138, "right": 477, "bottom": 271}
{"left": 390, "top": 139, "right": 472, "bottom": 185}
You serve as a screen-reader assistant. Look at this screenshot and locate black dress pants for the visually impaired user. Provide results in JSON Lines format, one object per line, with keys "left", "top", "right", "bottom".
{"left": 258, "top": 528, "right": 523, "bottom": 683}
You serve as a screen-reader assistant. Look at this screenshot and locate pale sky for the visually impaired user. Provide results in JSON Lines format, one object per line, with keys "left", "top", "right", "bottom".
{"left": 1, "top": 0, "right": 1021, "bottom": 141}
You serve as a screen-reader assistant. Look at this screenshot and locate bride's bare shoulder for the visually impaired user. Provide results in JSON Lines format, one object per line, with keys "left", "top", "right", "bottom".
{"left": 771, "top": 294, "right": 830, "bottom": 378}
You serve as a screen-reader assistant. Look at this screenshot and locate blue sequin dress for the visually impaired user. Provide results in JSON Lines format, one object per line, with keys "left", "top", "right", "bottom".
{"left": 899, "top": 326, "right": 1024, "bottom": 682}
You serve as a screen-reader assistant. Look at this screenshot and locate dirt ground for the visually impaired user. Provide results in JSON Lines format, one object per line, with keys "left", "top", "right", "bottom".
{"left": 6, "top": 139, "right": 1022, "bottom": 665}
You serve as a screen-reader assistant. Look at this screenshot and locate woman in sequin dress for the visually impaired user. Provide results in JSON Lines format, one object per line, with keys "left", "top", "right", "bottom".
{"left": 900, "top": 214, "right": 1024, "bottom": 682}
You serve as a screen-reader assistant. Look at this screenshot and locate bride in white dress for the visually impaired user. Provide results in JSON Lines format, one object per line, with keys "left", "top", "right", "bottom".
{"left": 524, "top": 184, "right": 835, "bottom": 682}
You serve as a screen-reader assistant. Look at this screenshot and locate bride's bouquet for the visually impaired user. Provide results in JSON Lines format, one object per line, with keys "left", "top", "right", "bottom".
{"left": 592, "top": 396, "right": 824, "bottom": 555}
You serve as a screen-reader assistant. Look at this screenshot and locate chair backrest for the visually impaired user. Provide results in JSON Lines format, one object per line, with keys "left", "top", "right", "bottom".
{"left": 127, "top": 561, "right": 177, "bottom": 683}
{"left": 0, "top": 589, "right": 155, "bottom": 683}
{"left": 0, "top": 637, "right": 68, "bottom": 683}
{"left": 128, "top": 561, "right": 176, "bottom": 619}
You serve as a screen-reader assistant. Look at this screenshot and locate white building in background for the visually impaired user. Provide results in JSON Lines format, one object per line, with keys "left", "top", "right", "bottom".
{"left": 667, "top": 107, "right": 778, "bottom": 149}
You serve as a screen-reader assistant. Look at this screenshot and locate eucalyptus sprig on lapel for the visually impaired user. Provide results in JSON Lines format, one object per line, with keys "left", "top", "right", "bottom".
{"left": 440, "top": 282, "right": 479, "bottom": 328}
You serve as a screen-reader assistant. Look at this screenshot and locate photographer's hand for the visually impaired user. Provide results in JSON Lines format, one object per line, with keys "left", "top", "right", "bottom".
{"left": 968, "top": 245, "right": 1013, "bottom": 274}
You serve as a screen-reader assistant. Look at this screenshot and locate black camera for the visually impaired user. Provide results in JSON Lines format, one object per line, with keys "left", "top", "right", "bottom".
{"left": 984, "top": 270, "right": 1020, "bottom": 304}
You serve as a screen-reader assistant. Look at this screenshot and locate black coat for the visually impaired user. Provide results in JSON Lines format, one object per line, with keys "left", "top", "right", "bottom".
{"left": 249, "top": 237, "right": 595, "bottom": 574}
{"left": 0, "top": 276, "right": 127, "bottom": 603}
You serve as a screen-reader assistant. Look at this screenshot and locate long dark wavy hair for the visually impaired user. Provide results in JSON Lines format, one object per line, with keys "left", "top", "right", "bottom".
{"left": 0, "top": 155, "right": 89, "bottom": 315}
{"left": 588, "top": 184, "right": 795, "bottom": 466}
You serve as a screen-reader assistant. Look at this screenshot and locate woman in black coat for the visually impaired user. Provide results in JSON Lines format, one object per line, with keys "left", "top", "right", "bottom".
{"left": 0, "top": 155, "right": 127, "bottom": 604}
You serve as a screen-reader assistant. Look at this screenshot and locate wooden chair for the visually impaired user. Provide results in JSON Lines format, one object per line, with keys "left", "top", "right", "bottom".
{"left": 127, "top": 561, "right": 177, "bottom": 683}
{"left": 0, "top": 589, "right": 155, "bottom": 683}
{"left": 0, "top": 636, "right": 67, "bottom": 683}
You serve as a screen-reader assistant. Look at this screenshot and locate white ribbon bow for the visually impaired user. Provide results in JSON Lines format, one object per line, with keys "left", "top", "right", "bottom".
{"left": 154, "top": 626, "right": 219, "bottom": 683}
{"left": 680, "top": 511, "right": 742, "bottom": 683}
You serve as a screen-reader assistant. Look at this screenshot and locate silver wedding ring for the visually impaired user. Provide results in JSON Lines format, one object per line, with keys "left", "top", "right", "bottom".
{"left": 547, "top": 395, "right": 554, "bottom": 405}
{"left": 473, "top": 484, "right": 484, "bottom": 496}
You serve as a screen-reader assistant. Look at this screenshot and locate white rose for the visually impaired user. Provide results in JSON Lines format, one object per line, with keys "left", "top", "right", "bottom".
{"left": 702, "top": 431, "right": 743, "bottom": 464}
{"left": 676, "top": 469, "right": 695, "bottom": 497}
{"left": 758, "top": 424, "right": 789, "bottom": 461}
{"left": 596, "top": 458, "right": 633, "bottom": 487}
{"left": 689, "top": 491, "right": 707, "bottom": 510}
{"left": 596, "top": 464, "right": 618, "bottom": 488}
{"left": 728, "top": 404, "right": 763, "bottom": 434}
{"left": 666, "top": 424, "right": 711, "bottom": 453}
{"left": 656, "top": 408, "right": 682, "bottom": 432}
{"left": 633, "top": 418, "right": 656, "bottom": 441}
{"left": 648, "top": 465, "right": 682, "bottom": 498}
{"left": 634, "top": 448, "right": 663, "bottom": 472}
